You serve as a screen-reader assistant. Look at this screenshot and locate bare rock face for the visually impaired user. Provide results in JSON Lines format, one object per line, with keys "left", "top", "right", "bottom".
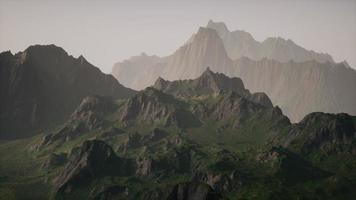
{"left": 0, "top": 45, "right": 136, "bottom": 139}
{"left": 167, "top": 181, "right": 221, "bottom": 200}
{"left": 193, "top": 170, "right": 243, "bottom": 193}
{"left": 119, "top": 88, "right": 201, "bottom": 128}
{"left": 281, "top": 112, "right": 356, "bottom": 154}
{"left": 54, "top": 140, "right": 134, "bottom": 195}
{"left": 233, "top": 58, "right": 356, "bottom": 122}
{"left": 153, "top": 67, "right": 247, "bottom": 98}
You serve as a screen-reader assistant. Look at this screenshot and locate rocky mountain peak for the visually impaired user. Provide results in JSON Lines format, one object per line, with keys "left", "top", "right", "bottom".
{"left": 24, "top": 44, "right": 68, "bottom": 58}
{"left": 78, "top": 55, "right": 87, "bottom": 65}
{"left": 195, "top": 27, "right": 221, "bottom": 41}
{"left": 153, "top": 76, "right": 169, "bottom": 90}
{"left": 207, "top": 19, "right": 229, "bottom": 34}
{"left": 0, "top": 45, "right": 136, "bottom": 139}
{"left": 195, "top": 67, "right": 246, "bottom": 95}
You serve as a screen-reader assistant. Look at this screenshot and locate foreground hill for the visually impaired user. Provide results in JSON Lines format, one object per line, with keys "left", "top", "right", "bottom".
{"left": 111, "top": 21, "right": 356, "bottom": 122}
{"left": 0, "top": 45, "right": 136, "bottom": 139}
{"left": 1, "top": 70, "right": 355, "bottom": 199}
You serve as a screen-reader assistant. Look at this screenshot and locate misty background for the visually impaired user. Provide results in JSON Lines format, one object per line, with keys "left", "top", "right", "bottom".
{"left": 0, "top": 0, "right": 355, "bottom": 73}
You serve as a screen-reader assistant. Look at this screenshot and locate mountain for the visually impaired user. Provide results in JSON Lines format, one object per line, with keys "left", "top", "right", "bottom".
{"left": 112, "top": 52, "right": 168, "bottom": 92}
{"left": 0, "top": 44, "right": 136, "bottom": 139}
{"left": 2, "top": 68, "right": 355, "bottom": 199}
{"left": 206, "top": 20, "right": 333, "bottom": 63}
{"left": 153, "top": 67, "right": 273, "bottom": 108}
{"left": 233, "top": 57, "right": 356, "bottom": 121}
{"left": 111, "top": 21, "right": 356, "bottom": 122}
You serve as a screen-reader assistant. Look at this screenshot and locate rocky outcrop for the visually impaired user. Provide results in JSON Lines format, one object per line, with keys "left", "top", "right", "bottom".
{"left": 167, "top": 181, "right": 221, "bottom": 200}
{"left": 153, "top": 67, "right": 247, "bottom": 97}
{"left": 0, "top": 45, "right": 136, "bottom": 139}
{"left": 41, "top": 153, "right": 67, "bottom": 170}
{"left": 54, "top": 140, "right": 134, "bottom": 195}
{"left": 193, "top": 170, "right": 243, "bottom": 193}
{"left": 36, "top": 95, "right": 117, "bottom": 149}
{"left": 119, "top": 88, "right": 201, "bottom": 128}
{"left": 280, "top": 112, "right": 356, "bottom": 154}
{"left": 191, "top": 91, "right": 289, "bottom": 129}
{"left": 153, "top": 68, "right": 273, "bottom": 108}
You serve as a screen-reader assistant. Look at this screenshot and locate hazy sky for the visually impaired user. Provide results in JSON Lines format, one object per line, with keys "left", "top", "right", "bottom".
{"left": 1, "top": 0, "right": 356, "bottom": 73}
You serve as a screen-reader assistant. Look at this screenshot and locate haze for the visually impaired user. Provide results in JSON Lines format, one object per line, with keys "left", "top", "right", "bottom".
{"left": 1, "top": 0, "right": 355, "bottom": 73}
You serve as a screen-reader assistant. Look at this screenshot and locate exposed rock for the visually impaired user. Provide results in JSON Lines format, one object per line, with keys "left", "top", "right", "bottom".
{"left": 153, "top": 68, "right": 273, "bottom": 108}
{"left": 36, "top": 96, "right": 116, "bottom": 149}
{"left": 120, "top": 88, "right": 201, "bottom": 128}
{"left": 53, "top": 140, "right": 134, "bottom": 195}
{"left": 41, "top": 153, "right": 67, "bottom": 170}
{"left": 119, "top": 132, "right": 143, "bottom": 152}
{"left": 0, "top": 45, "right": 136, "bottom": 139}
{"left": 197, "top": 91, "right": 288, "bottom": 128}
{"left": 234, "top": 58, "right": 356, "bottom": 122}
{"left": 135, "top": 158, "right": 154, "bottom": 177}
{"left": 193, "top": 170, "right": 243, "bottom": 193}
{"left": 248, "top": 92, "right": 273, "bottom": 108}
{"left": 281, "top": 112, "right": 356, "bottom": 154}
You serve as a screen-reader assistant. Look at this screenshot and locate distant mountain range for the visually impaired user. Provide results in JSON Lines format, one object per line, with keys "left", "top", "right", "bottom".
{"left": 206, "top": 20, "right": 333, "bottom": 62}
{"left": 0, "top": 45, "right": 136, "bottom": 139}
{"left": 112, "top": 20, "right": 356, "bottom": 122}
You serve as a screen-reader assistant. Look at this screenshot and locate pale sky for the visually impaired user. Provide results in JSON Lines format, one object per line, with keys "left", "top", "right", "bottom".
{"left": 1, "top": 0, "right": 356, "bottom": 73}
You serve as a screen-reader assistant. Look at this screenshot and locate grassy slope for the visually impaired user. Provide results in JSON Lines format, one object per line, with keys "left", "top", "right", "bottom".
{"left": 0, "top": 137, "right": 51, "bottom": 200}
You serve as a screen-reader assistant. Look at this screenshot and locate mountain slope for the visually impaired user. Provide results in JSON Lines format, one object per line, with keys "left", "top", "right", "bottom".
{"left": 1, "top": 67, "right": 356, "bottom": 199}
{"left": 111, "top": 21, "right": 356, "bottom": 122}
{"left": 153, "top": 67, "right": 273, "bottom": 108}
{"left": 0, "top": 45, "right": 136, "bottom": 139}
{"left": 112, "top": 27, "right": 233, "bottom": 90}
{"left": 112, "top": 53, "right": 167, "bottom": 91}
{"left": 233, "top": 57, "right": 356, "bottom": 121}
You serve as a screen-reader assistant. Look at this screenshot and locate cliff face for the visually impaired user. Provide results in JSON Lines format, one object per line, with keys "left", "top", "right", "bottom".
{"left": 0, "top": 45, "right": 136, "bottom": 139}
{"left": 206, "top": 20, "right": 333, "bottom": 63}
{"left": 161, "top": 27, "right": 233, "bottom": 81}
{"left": 233, "top": 58, "right": 356, "bottom": 121}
